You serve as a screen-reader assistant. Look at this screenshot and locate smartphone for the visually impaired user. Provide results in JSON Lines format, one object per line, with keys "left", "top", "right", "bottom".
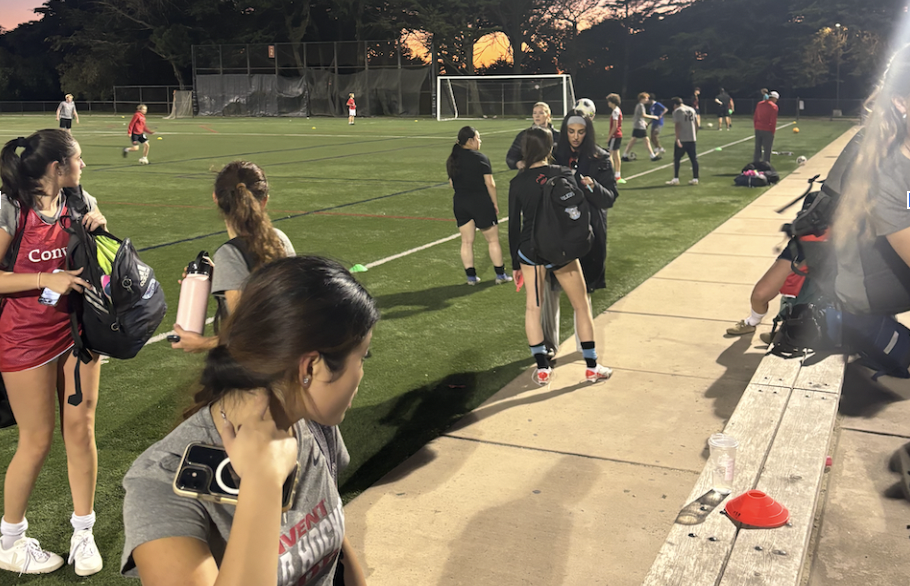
{"left": 166, "top": 334, "right": 181, "bottom": 343}
{"left": 173, "top": 443, "right": 298, "bottom": 511}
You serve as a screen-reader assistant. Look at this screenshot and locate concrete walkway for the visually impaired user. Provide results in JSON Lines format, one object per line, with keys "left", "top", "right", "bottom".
{"left": 344, "top": 127, "right": 903, "bottom": 585}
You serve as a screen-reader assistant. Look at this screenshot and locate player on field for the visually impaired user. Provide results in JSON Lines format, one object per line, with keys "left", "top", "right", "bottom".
{"left": 123, "top": 104, "right": 154, "bottom": 164}
{"left": 55, "top": 94, "right": 79, "bottom": 134}
{"left": 605, "top": 93, "right": 625, "bottom": 184}
{"left": 715, "top": 88, "right": 734, "bottom": 130}
{"left": 346, "top": 93, "right": 356, "bottom": 125}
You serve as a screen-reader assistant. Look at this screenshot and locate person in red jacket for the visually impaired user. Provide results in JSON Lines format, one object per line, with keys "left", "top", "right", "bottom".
{"left": 753, "top": 91, "right": 779, "bottom": 163}
{"left": 122, "top": 104, "right": 155, "bottom": 164}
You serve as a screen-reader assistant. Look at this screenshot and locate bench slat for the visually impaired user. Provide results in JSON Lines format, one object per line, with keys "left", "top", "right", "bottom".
{"left": 749, "top": 354, "right": 802, "bottom": 389}
{"left": 719, "top": 390, "right": 840, "bottom": 585}
{"left": 642, "top": 384, "right": 790, "bottom": 586}
{"left": 792, "top": 354, "right": 846, "bottom": 394}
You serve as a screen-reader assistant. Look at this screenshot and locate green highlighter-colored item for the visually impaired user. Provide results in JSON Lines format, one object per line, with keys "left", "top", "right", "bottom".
{"left": 95, "top": 235, "right": 120, "bottom": 275}
{"left": 715, "top": 147, "right": 722, "bottom": 151}
{"left": 350, "top": 264, "right": 368, "bottom": 273}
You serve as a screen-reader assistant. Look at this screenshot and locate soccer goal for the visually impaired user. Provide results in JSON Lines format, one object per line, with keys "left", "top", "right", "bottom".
{"left": 164, "top": 90, "right": 194, "bottom": 119}
{"left": 436, "top": 74, "right": 576, "bottom": 121}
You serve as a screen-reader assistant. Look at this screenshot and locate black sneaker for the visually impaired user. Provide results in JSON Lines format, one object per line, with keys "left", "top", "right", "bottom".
{"left": 621, "top": 155, "right": 631, "bottom": 162}
{"left": 122, "top": 148, "right": 128, "bottom": 158}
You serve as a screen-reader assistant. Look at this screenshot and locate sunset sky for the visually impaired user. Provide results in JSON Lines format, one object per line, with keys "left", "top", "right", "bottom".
{"left": 0, "top": 0, "right": 42, "bottom": 31}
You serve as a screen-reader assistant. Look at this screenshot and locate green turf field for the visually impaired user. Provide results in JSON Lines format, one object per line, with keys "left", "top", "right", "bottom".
{"left": 0, "top": 114, "right": 852, "bottom": 584}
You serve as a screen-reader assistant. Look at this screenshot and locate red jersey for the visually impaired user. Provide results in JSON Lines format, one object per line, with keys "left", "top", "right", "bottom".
{"left": 346, "top": 98, "right": 356, "bottom": 109}
{"left": 609, "top": 107, "right": 623, "bottom": 138}
{"left": 0, "top": 206, "right": 74, "bottom": 371}
{"left": 753, "top": 100, "right": 779, "bottom": 133}
{"left": 128, "top": 111, "right": 147, "bottom": 135}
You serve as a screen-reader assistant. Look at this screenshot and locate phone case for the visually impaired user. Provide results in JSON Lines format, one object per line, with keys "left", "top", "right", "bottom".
{"left": 173, "top": 442, "right": 298, "bottom": 511}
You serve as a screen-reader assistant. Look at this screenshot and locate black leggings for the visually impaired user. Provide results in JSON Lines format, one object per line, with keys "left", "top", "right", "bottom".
{"left": 674, "top": 141, "right": 699, "bottom": 179}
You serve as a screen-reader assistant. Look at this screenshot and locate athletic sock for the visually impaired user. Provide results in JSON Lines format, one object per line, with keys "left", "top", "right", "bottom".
{"left": 614, "top": 172, "right": 621, "bottom": 179}
{"left": 530, "top": 342, "right": 550, "bottom": 369}
{"left": 581, "top": 341, "right": 597, "bottom": 369}
{"left": 71, "top": 511, "right": 96, "bottom": 534}
{"left": 745, "top": 310, "right": 766, "bottom": 327}
{"left": 1, "top": 517, "right": 27, "bottom": 550}
{"left": 494, "top": 265, "right": 506, "bottom": 276}
{"left": 465, "top": 267, "right": 477, "bottom": 279}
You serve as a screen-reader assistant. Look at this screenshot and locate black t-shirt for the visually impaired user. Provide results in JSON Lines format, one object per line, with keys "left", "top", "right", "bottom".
{"left": 451, "top": 150, "right": 492, "bottom": 200}
{"left": 716, "top": 93, "right": 732, "bottom": 110}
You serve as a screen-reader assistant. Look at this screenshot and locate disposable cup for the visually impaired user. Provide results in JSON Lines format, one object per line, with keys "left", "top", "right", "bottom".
{"left": 708, "top": 433, "right": 739, "bottom": 494}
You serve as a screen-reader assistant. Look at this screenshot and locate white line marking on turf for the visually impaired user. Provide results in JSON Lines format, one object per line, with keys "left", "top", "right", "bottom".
{"left": 8, "top": 127, "right": 527, "bottom": 141}
{"left": 139, "top": 122, "right": 793, "bottom": 348}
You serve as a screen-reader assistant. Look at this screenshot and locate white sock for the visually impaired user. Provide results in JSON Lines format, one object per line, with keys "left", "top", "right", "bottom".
{"left": 745, "top": 310, "right": 766, "bottom": 326}
{"left": 71, "top": 511, "right": 96, "bottom": 534}
{"left": 1, "top": 517, "right": 27, "bottom": 550}
{"left": 614, "top": 173, "right": 621, "bottom": 179}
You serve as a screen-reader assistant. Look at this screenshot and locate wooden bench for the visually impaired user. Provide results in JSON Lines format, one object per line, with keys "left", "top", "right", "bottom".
{"left": 643, "top": 351, "right": 846, "bottom": 586}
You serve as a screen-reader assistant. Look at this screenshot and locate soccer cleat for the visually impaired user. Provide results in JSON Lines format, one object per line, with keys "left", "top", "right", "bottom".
{"left": 689, "top": 179, "right": 699, "bottom": 185}
{"left": 760, "top": 332, "right": 773, "bottom": 345}
{"left": 616, "top": 177, "right": 627, "bottom": 184}
{"left": 68, "top": 530, "right": 102, "bottom": 577}
{"left": 0, "top": 537, "right": 64, "bottom": 575}
{"left": 138, "top": 157, "right": 149, "bottom": 165}
{"left": 532, "top": 367, "right": 552, "bottom": 386}
{"left": 657, "top": 147, "right": 666, "bottom": 154}
{"left": 122, "top": 148, "right": 128, "bottom": 158}
{"left": 726, "top": 320, "right": 756, "bottom": 336}
{"left": 585, "top": 364, "right": 613, "bottom": 382}
{"left": 650, "top": 154, "right": 662, "bottom": 161}
{"left": 494, "top": 274, "right": 513, "bottom": 285}
{"left": 466, "top": 276, "right": 480, "bottom": 286}
{"left": 665, "top": 178, "right": 679, "bottom": 185}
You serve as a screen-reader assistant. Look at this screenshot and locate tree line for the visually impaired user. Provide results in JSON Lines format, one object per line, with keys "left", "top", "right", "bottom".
{"left": 0, "top": 0, "right": 905, "bottom": 105}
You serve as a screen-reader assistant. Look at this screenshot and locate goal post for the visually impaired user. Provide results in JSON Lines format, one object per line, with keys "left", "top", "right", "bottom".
{"left": 436, "top": 74, "right": 576, "bottom": 121}
{"left": 165, "top": 90, "right": 194, "bottom": 119}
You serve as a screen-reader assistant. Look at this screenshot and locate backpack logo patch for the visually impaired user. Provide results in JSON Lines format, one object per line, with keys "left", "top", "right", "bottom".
{"left": 565, "top": 206, "right": 581, "bottom": 220}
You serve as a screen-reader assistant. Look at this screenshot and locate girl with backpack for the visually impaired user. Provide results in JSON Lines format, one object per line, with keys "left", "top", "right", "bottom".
{"left": 446, "top": 126, "right": 511, "bottom": 285}
{"left": 0, "top": 129, "right": 107, "bottom": 575}
{"left": 536, "top": 111, "right": 621, "bottom": 356}
{"left": 122, "top": 256, "right": 375, "bottom": 586}
{"left": 172, "top": 161, "right": 296, "bottom": 353}
{"left": 507, "top": 126, "right": 614, "bottom": 386}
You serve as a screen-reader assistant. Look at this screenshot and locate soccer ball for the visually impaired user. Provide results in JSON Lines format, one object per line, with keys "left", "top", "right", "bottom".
{"left": 707, "top": 122, "right": 714, "bottom": 128}
{"left": 575, "top": 98, "right": 596, "bottom": 119}
{"left": 628, "top": 152, "right": 637, "bottom": 161}
{"left": 796, "top": 156, "right": 807, "bottom": 166}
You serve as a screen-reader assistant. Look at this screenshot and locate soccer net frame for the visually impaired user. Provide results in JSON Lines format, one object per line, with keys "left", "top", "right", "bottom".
{"left": 165, "top": 90, "right": 195, "bottom": 119}
{"left": 436, "top": 74, "right": 576, "bottom": 121}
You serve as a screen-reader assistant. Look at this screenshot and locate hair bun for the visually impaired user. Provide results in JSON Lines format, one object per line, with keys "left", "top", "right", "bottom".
{"left": 15, "top": 137, "right": 27, "bottom": 149}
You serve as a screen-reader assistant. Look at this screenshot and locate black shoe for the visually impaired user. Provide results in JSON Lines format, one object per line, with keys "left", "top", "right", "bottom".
{"left": 122, "top": 148, "right": 128, "bottom": 158}
{"left": 621, "top": 155, "right": 630, "bottom": 162}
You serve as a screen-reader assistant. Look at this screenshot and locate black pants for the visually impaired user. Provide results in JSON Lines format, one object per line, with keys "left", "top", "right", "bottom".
{"left": 673, "top": 141, "right": 699, "bottom": 179}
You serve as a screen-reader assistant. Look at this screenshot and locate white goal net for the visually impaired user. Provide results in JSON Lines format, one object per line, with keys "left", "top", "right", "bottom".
{"left": 164, "top": 90, "right": 194, "bottom": 119}
{"left": 436, "top": 74, "right": 575, "bottom": 121}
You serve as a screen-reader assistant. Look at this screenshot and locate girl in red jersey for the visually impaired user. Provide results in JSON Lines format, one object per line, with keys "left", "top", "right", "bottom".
{"left": 346, "top": 93, "right": 356, "bottom": 125}
{"left": 122, "top": 104, "right": 155, "bottom": 164}
{"left": 0, "top": 129, "right": 108, "bottom": 576}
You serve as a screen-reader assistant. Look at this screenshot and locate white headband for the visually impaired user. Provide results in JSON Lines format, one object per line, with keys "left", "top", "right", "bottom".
{"left": 567, "top": 115, "right": 587, "bottom": 126}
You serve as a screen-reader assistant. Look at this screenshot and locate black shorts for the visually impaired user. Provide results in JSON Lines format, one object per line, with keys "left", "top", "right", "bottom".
{"left": 776, "top": 243, "right": 805, "bottom": 264}
{"left": 608, "top": 136, "right": 622, "bottom": 152}
{"left": 59, "top": 118, "right": 72, "bottom": 129}
{"left": 718, "top": 109, "right": 731, "bottom": 118}
{"left": 131, "top": 133, "right": 148, "bottom": 144}
{"left": 454, "top": 195, "right": 497, "bottom": 230}
{"left": 632, "top": 128, "right": 648, "bottom": 139}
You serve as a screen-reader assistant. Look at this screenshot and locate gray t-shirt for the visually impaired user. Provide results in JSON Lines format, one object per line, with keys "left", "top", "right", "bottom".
{"left": 672, "top": 105, "right": 698, "bottom": 143}
{"left": 211, "top": 228, "right": 295, "bottom": 295}
{"left": 632, "top": 102, "right": 648, "bottom": 130}
{"left": 58, "top": 101, "right": 76, "bottom": 119}
{"left": 121, "top": 407, "right": 349, "bottom": 585}
{"left": 0, "top": 190, "right": 98, "bottom": 237}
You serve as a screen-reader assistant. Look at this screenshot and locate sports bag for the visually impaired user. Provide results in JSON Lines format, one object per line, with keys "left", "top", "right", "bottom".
{"left": 742, "top": 161, "right": 780, "bottom": 184}
{"left": 0, "top": 203, "right": 27, "bottom": 428}
{"left": 63, "top": 186, "right": 167, "bottom": 405}
{"left": 734, "top": 172, "right": 769, "bottom": 187}
{"left": 532, "top": 170, "right": 593, "bottom": 266}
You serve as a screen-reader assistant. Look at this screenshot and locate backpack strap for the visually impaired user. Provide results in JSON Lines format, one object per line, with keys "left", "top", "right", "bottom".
{"left": 61, "top": 185, "right": 94, "bottom": 407}
{"left": 213, "top": 237, "right": 258, "bottom": 334}
{"left": 0, "top": 202, "right": 28, "bottom": 272}
{"left": 775, "top": 174, "right": 821, "bottom": 214}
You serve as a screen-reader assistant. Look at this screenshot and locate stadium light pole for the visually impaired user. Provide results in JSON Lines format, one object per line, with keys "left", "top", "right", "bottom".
{"left": 835, "top": 23, "right": 842, "bottom": 112}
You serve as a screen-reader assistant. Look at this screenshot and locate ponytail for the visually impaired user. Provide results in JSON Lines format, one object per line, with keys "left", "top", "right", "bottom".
{"left": 214, "top": 161, "right": 285, "bottom": 268}
{"left": 1, "top": 130, "right": 78, "bottom": 210}
{"left": 446, "top": 126, "right": 479, "bottom": 179}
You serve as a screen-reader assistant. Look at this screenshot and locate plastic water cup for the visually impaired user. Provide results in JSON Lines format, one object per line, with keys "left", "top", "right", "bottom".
{"left": 708, "top": 433, "right": 739, "bottom": 494}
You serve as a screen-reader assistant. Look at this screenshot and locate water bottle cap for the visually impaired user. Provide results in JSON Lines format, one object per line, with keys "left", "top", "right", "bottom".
{"left": 187, "top": 251, "right": 213, "bottom": 277}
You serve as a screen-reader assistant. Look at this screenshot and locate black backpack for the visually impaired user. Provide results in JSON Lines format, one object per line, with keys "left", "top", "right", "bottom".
{"left": 63, "top": 186, "right": 167, "bottom": 405}
{"left": 0, "top": 203, "right": 27, "bottom": 428}
{"left": 742, "top": 161, "right": 780, "bottom": 184}
{"left": 532, "top": 169, "right": 593, "bottom": 266}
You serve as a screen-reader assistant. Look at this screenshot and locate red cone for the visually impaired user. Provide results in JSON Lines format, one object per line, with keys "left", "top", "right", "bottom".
{"left": 724, "top": 490, "right": 790, "bottom": 528}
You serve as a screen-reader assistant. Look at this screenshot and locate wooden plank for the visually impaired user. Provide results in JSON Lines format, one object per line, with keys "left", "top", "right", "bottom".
{"left": 748, "top": 355, "right": 802, "bottom": 389}
{"left": 791, "top": 354, "right": 846, "bottom": 395}
{"left": 719, "top": 391, "right": 840, "bottom": 586}
{"left": 642, "top": 384, "right": 790, "bottom": 586}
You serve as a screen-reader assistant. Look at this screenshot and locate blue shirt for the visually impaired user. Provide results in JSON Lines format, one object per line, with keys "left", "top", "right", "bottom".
{"left": 650, "top": 102, "right": 667, "bottom": 127}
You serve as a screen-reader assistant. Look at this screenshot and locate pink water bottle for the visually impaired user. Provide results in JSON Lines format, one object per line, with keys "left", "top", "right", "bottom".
{"left": 175, "top": 251, "right": 213, "bottom": 334}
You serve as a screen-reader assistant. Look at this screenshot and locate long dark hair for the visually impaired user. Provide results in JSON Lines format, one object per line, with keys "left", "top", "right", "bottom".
{"left": 214, "top": 161, "right": 285, "bottom": 268}
{"left": 520, "top": 126, "right": 554, "bottom": 168}
{"left": 446, "top": 126, "right": 478, "bottom": 179}
{"left": 186, "top": 256, "right": 380, "bottom": 418}
{"left": 554, "top": 109, "right": 598, "bottom": 164}
{"left": 0, "top": 129, "right": 78, "bottom": 210}
{"left": 835, "top": 44, "right": 910, "bottom": 252}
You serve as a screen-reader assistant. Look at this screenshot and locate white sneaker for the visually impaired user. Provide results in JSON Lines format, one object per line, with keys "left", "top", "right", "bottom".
{"left": 69, "top": 530, "right": 102, "bottom": 577}
{"left": 138, "top": 157, "right": 149, "bottom": 165}
{"left": 585, "top": 364, "right": 613, "bottom": 383}
{"left": 689, "top": 178, "right": 699, "bottom": 185}
{"left": 666, "top": 178, "right": 679, "bottom": 185}
{"left": 0, "top": 537, "right": 64, "bottom": 575}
